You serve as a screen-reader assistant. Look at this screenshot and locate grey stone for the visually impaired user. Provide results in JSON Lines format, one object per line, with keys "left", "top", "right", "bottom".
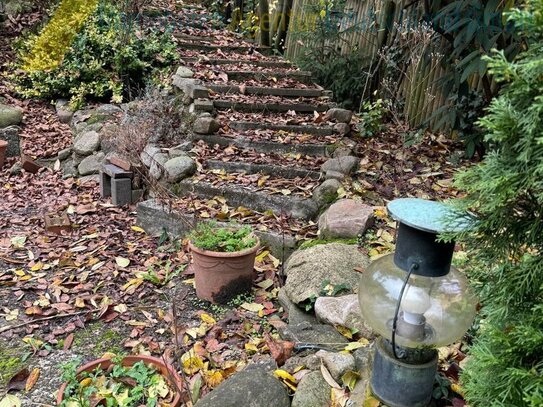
{"left": 314, "top": 295, "right": 374, "bottom": 339}
{"left": 194, "top": 366, "right": 290, "bottom": 407}
{"left": 333, "top": 122, "right": 351, "bottom": 136}
{"left": 0, "top": 104, "right": 23, "bottom": 128}
{"left": 312, "top": 179, "right": 341, "bottom": 207}
{"left": 57, "top": 148, "right": 72, "bottom": 161}
{"left": 324, "top": 170, "right": 345, "bottom": 181}
{"left": 61, "top": 159, "right": 77, "bottom": 179}
{"left": 176, "top": 66, "right": 194, "bottom": 78}
{"left": 55, "top": 100, "right": 73, "bottom": 124}
{"left": 318, "top": 199, "right": 374, "bottom": 239}
{"left": 149, "top": 152, "right": 168, "bottom": 180}
{"left": 321, "top": 156, "right": 359, "bottom": 175}
{"left": 0, "top": 126, "right": 21, "bottom": 156}
{"left": 131, "top": 189, "right": 144, "bottom": 203}
{"left": 73, "top": 131, "right": 100, "bottom": 155}
{"left": 316, "top": 350, "right": 355, "bottom": 382}
{"left": 332, "top": 146, "right": 353, "bottom": 158}
{"left": 95, "top": 104, "right": 122, "bottom": 115}
{"left": 193, "top": 116, "right": 220, "bottom": 134}
{"left": 140, "top": 144, "right": 160, "bottom": 167}
{"left": 71, "top": 152, "right": 86, "bottom": 167}
{"left": 349, "top": 347, "right": 373, "bottom": 406}
{"left": 284, "top": 243, "right": 370, "bottom": 304}
{"left": 278, "top": 288, "right": 317, "bottom": 326}
{"left": 353, "top": 346, "right": 373, "bottom": 372}
{"left": 325, "top": 108, "right": 353, "bottom": 124}
{"left": 80, "top": 174, "right": 100, "bottom": 184}
{"left": 164, "top": 156, "right": 196, "bottom": 182}
{"left": 291, "top": 371, "right": 331, "bottom": 407}
{"left": 9, "top": 161, "right": 22, "bottom": 175}
{"left": 283, "top": 354, "right": 321, "bottom": 372}
{"left": 278, "top": 321, "right": 348, "bottom": 351}
{"left": 78, "top": 152, "right": 105, "bottom": 176}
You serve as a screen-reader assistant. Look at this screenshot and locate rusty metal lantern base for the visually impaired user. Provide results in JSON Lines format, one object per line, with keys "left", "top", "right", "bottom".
{"left": 371, "top": 338, "right": 438, "bottom": 407}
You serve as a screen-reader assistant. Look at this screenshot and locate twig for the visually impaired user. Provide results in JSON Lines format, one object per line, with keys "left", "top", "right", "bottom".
{"left": 0, "top": 310, "right": 92, "bottom": 334}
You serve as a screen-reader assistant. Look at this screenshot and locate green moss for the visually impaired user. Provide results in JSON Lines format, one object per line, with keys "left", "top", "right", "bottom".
{"left": 73, "top": 322, "right": 124, "bottom": 357}
{"left": 299, "top": 237, "right": 358, "bottom": 250}
{"left": 0, "top": 340, "right": 25, "bottom": 386}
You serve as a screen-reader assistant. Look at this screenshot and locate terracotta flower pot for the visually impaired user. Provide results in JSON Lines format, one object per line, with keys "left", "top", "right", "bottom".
{"left": 0, "top": 140, "right": 7, "bottom": 169}
{"left": 56, "top": 355, "right": 184, "bottom": 406}
{"left": 190, "top": 237, "right": 260, "bottom": 304}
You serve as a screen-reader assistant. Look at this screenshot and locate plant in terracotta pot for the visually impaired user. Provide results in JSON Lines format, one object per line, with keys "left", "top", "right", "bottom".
{"left": 188, "top": 222, "right": 260, "bottom": 304}
{"left": 57, "top": 355, "right": 184, "bottom": 406}
{"left": 0, "top": 139, "right": 8, "bottom": 169}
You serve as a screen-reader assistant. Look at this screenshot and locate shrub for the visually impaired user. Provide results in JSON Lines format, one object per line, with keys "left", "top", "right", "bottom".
{"left": 11, "top": 0, "right": 178, "bottom": 109}
{"left": 448, "top": 1, "right": 543, "bottom": 405}
{"left": 188, "top": 223, "right": 257, "bottom": 253}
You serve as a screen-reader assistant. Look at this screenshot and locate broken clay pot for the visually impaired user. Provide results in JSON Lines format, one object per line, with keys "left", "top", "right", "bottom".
{"left": 0, "top": 140, "right": 7, "bottom": 169}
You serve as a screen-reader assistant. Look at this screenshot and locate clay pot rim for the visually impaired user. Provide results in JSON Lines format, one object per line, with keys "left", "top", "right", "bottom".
{"left": 56, "top": 355, "right": 183, "bottom": 406}
{"left": 189, "top": 235, "right": 260, "bottom": 258}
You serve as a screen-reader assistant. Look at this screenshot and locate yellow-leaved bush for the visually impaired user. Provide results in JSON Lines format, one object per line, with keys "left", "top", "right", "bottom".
{"left": 22, "top": 0, "right": 99, "bottom": 71}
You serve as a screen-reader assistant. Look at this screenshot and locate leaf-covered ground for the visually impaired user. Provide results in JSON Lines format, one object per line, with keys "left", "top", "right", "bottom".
{"left": 0, "top": 2, "right": 474, "bottom": 405}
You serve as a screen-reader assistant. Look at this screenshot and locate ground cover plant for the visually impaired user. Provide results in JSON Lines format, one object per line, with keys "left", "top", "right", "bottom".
{"left": 11, "top": 0, "right": 178, "bottom": 108}
{"left": 188, "top": 222, "right": 257, "bottom": 252}
{"left": 449, "top": 0, "right": 543, "bottom": 405}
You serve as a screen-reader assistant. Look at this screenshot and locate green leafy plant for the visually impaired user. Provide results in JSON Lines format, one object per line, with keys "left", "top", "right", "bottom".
{"left": 60, "top": 357, "right": 175, "bottom": 406}
{"left": 446, "top": 1, "right": 543, "bottom": 405}
{"left": 11, "top": 0, "right": 178, "bottom": 109}
{"left": 302, "top": 279, "right": 351, "bottom": 311}
{"left": 140, "top": 261, "right": 186, "bottom": 286}
{"left": 357, "top": 99, "right": 388, "bottom": 138}
{"left": 188, "top": 222, "right": 257, "bottom": 253}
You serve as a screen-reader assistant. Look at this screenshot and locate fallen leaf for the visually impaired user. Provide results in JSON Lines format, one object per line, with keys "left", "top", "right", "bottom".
{"left": 7, "top": 368, "right": 30, "bottom": 391}
{"left": 25, "top": 368, "right": 40, "bottom": 391}
{"left": 240, "top": 302, "right": 264, "bottom": 313}
{"left": 320, "top": 363, "right": 341, "bottom": 389}
{"left": 115, "top": 257, "right": 130, "bottom": 268}
{"left": 0, "top": 394, "right": 21, "bottom": 407}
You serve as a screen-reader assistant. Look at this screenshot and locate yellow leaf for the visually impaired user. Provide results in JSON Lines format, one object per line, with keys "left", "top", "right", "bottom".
{"left": 115, "top": 257, "right": 130, "bottom": 268}
{"left": 341, "top": 370, "right": 359, "bottom": 391}
{"left": 255, "top": 250, "right": 270, "bottom": 263}
{"left": 273, "top": 369, "right": 297, "bottom": 383}
{"left": 75, "top": 298, "right": 85, "bottom": 308}
{"left": 14, "top": 270, "right": 25, "bottom": 277}
{"left": 181, "top": 351, "right": 204, "bottom": 374}
{"left": 205, "top": 370, "right": 224, "bottom": 388}
{"left": 335, "top": 325, "right": 352, "bottom": 339}
{"left": 30, "top": 262, "right": 43, "bottom": 271}
{"left": 451, "top": 383, "right": 464, "bottom": 397}
{"left": 240, "top": 302, "right": 264, "bottom": 313}
{"left": 79, "top": 378, "right": 93, "bottom": 388}
{"left": 344, "top": 338, "right": 370, "bottom": 352}
{"left": 200, "top": 313, "right": 216, "bottom": 324}
{"left": 131, "top": 226, "right": 145, "bottom": 233}
{"left": 25, "top": 368, "right": 40, "bottom": 391}
{"left": 0, "top": 394, "right": 21, "bottom": 407}
{"left": 244, "top": 343, "right": 259, "bottom": 353}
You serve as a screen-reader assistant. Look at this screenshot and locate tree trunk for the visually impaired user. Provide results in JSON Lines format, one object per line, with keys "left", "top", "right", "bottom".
{"left": 259, "top": 0, "right": 270, "bottom": 46}
{"left": 274, "top": 0, "right": 293, "bottom": 52}
{"left": 270, "top": 0, "right": 285, "bottom": 45}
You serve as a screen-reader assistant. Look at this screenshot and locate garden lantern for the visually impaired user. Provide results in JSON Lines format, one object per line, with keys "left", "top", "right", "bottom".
{"left": 358, "top": 198, "right": 477, "bottom": 407}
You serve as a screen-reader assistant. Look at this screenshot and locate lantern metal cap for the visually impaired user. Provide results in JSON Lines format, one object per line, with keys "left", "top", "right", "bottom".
{"left": 387, "top": 198, "right": 467, "bottom": 234}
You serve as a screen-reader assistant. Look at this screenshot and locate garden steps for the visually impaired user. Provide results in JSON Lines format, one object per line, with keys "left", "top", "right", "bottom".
{"left": 212, "top": 100, "right": 330, "bottom": 113}
{"left": 190, "top": 133, "right": 335, "bottom": 156}
{"left": 216, "top": 69, "right": 313, "bottom": 83}
{"left": 204, "top": 160, "right": 321, "bottom": 180}
{"left": 206, "top": 84, "right": 325, "bottom": 98}
{"left": 173, "top": 179, "right": 319, "bottom": 220}
{"left": 227, "top": 121, "right": 337, "bottom": 136}
{"left": 177, "top": 41, "right": 274, "bottom": 55}
{"left": 181, "top": 57, "right": 293, "bottom": 69}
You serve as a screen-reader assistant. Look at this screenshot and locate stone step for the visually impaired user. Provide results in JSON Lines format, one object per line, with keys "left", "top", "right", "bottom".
{"left": 228, "top": 121, "right": 336, "bottom": 136}
{"left": 174, "top": 179, "right": 318, "bottom": 220}
{"left": 176, "top": 41, "right": 273, "bottom": 55}
{"left": 205, "top": 160, "right": 321, "bottom": 180}
{"left": 214, "top": 100, "right": 329, "bottom": 113}
{"left": 191, "top": 133, "right": 333, "bottom": 157}
{"left": 220, "top": 70, "right": 313, "bottom": 83}
{"left": 177, "top": 33, "right": 250, "bottom": 43}
{"left": 181, "top": 57, "right": 293, "bottom": 69}
{"left": 136, "top": 199, "right": 315, "bottom": 259}
{"left": 207, "top": 84, "right": 325, "bottom": 98}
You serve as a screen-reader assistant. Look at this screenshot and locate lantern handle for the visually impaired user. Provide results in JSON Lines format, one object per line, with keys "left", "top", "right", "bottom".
{"left": 391, "top": 262, "right": 419, "bottom": 359}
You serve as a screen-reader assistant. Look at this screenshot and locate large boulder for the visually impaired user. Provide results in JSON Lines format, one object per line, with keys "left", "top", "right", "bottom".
{"left": 164, "top": 156, "right": 196, "bottom": 182}
{"left": 78, "top": 152, "right": 105, "bottom": 175}
{"left": 193, "top": 116, "right": 220, "bottom": 134}
{"left": 149, "top": 152, "right": 169, "bottom": 180}
{"left": 312, "top": 179, "right": 341, "bottom": 208}
{"left": 0, "top": 104, "right": 23, "bottom": 128}
{"left": 73, "top": 131, "right": 100, "bottom": 156}
{"left": 314, "top": 294, "right": 374, "bottom": 338}
{"left": 318, "top": 199, "right": 374, "bottom": 239}
{"left": 278, "top": 321, "right": 348, "bottom": 351}
{"left": 321, "top": 156, "right": 359, "bottom": 175}
{"left": 291, "top": 371, "right": 331, "bottom": 407}
{"left": 194, "top": 365, "right": 290, "bottom": 407}
{"left": 284, "top": 243, "right": 370, "bottom": 304}
{"left": 324, "top": 108, "right": 353, "bottom": 124}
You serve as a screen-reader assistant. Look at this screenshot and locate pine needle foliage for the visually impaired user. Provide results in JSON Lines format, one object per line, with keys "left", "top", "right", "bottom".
{"left": 449, "top": 1, "right": 543, "bottom": 405}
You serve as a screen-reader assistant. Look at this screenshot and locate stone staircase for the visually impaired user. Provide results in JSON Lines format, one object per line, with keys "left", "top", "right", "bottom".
{"left": 136, "top": 5, "right": 358, "bottom": 258}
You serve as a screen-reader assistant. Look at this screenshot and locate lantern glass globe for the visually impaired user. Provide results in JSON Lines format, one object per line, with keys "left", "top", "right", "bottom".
{"left": 358, "top": 253, "right": 477, "bottom": 348}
